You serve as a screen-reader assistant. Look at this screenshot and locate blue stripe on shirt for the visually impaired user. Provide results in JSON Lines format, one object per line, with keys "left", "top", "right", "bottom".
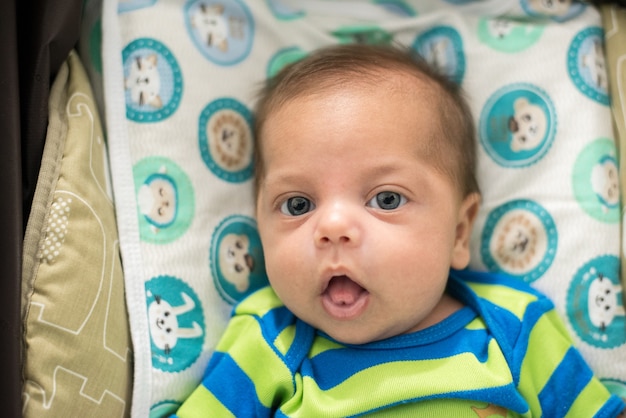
{"left": 202, "top": 351, "right": 272, "bottom": 416}
{"left": 304, "top": 326, "right": 492, "bottom": 391}
{"left": 538, "top": 347, "right": 593, "bottom": 417}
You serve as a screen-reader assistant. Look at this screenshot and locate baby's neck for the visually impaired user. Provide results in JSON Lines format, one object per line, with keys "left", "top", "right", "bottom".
{"left": 407, "top": 293, "right": 464, "bottom": 333}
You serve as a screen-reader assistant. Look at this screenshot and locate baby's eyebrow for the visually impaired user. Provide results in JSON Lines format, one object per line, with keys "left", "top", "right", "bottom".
{"left": 261, "top": 171, "right": 312, "bottom": 192}
{"left": 363, "top": 161, "right": 407, "bottom": 176}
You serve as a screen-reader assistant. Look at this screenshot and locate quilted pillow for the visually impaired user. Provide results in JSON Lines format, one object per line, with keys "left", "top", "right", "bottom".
{"left": 21, "top": 50, "right": 132, "bottom": 417}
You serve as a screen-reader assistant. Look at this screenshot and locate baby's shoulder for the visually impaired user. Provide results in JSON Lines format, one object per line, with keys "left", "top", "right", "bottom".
{"left": 451, "top": 269, "right": 554, "bottom": 319}
{"left": 450, "top": 269, "right": 558, "bottom": 355}
{"left": 230, "top": 286, "right": 314, "bottom": 366}
{"left": 234, "top": 285, "right": 285, "bottom": 317}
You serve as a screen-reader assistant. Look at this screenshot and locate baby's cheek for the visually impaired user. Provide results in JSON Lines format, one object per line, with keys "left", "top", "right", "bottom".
{"left": 264, "top": 250, "right": 296, "bottom": 285}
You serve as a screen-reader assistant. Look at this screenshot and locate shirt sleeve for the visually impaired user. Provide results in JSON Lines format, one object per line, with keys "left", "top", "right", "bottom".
{"left": 173, "top": 288, "right": 300, "bottom": 418}
{"left": 455, "top": 269, "right": 625, "bottom": 417}
{"left": 514, "top": 301, "right": 625, "bottom": 417}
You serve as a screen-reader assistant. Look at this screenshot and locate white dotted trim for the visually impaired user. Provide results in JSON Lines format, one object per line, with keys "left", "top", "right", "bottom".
{"left": 37, "top": 196, "right": 72, "bottom": 264}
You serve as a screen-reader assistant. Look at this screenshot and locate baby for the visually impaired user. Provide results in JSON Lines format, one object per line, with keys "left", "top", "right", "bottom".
{"left": 176, "top": 44, "right": 625, "bottom": 417}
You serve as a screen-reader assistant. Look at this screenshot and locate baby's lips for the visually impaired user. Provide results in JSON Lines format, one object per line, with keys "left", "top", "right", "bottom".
{"left": 322, "top": 276, "right": 369, "bottom": 320}
{"left": 326, "top": 275, "right": 364, "bottom": 305}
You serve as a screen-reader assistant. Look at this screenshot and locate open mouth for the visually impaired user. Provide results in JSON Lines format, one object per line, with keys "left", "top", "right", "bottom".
{"left": 321, "top": 275, "right": 369, "bottom": 320}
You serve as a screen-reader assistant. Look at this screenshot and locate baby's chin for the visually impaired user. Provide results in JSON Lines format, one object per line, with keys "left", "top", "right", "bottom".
{"left": 314, "top": 321, "right": 400, "bottom": 346}
{"left": 315, "top": 312, "right": 440, "bottom": 345}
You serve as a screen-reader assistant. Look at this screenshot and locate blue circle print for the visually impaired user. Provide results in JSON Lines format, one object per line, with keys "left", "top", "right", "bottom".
{"left": 145, "top": 276, "right": 205, "bottom": 372}
{"left": 567, "top": 27, "right": 609, "bottom": 105}
{"left": 118, "top": 0, "right": 157, "bottom": 13}
{"left": 265, "top": 0, "right": 305, "bottom": 20}
{"left": 413, "top": 26, "right": 465, "bottom": 85}
{"left": 480, "top": 83, "right": 556, "bottom": 168}
{"left": 150, "top": 400, "right": 181, "bottom": 418}
{"left": 572, "top": 138, "right": 620, "bottom": 223}
{"left": 481, "top": 199, "right": 557, "bottom": 283}
{"left": 133, "top": 157, "right": 195, "bottom": 244}
{"left": 267, "top": 46, "right": 308, "bottom": 78}
{"left": 210, "top": 215, "right": 268, "bottom": 304}
{"left": 567, "top": 255, "right": 626, "bottom": 349}
{"left": 520, "top": 0, "right": 586, "bottom": 22}
{"left": 122, "top": 38, "right": 183, "bottom": 122}
{"left": 374, "top": 0, "right": 417, "bottom": 17}
{"left": 477, "top": 17, "right": 544, "bottom": 53}
{"left": 199, "top": 97, "right": 254, "bottom": 182}
{"left": 601, "top": 379, "right": 626, "bottom": 400}
{"left": 184, "top": 0, "right": 255, "bottom": 66}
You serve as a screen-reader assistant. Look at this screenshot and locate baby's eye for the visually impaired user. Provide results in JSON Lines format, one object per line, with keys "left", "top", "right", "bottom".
{"left": 280, "top": 196, "right": 315, "bottom": 216}
{"left": 368, "top": 191, "right": 407, "bottom": 210}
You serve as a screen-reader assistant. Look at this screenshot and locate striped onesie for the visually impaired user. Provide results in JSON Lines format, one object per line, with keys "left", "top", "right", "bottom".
{"left": 175, "top": 269, "right": 624, "bottom": 417}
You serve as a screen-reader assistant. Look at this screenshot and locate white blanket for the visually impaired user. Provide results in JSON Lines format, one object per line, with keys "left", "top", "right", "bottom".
{"left": 100, "top": 0, "right": 626, "bottom": 415}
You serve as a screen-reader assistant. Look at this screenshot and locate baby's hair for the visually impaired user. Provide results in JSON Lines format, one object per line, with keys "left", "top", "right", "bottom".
{"left": 253, "top": 43, "right": 479, "bottom": 198}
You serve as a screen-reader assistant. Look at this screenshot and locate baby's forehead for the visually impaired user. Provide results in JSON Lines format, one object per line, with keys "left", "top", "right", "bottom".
{"left": 273, "top": 76, "right": 441, "bottom": 127}
{"left": 272, "top": 86, "right": 447, "bottom": 157}
{"left": 316, "top": 69, "right": 439, "bottom": 99}
{"left": 267, "top": 72, "right": 445, "bottom": 139}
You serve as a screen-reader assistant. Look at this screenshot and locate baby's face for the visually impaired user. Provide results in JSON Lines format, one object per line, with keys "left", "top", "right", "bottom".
{"left": 256, "top": 80, "right": 477, "bottom": 344}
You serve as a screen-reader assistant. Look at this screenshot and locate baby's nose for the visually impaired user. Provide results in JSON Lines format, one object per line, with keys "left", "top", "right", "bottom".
{"left": 313, "top": 202, "right": 361, "bottom": 247}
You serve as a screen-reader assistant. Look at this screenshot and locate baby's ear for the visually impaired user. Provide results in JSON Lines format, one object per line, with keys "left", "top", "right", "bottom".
{"left": 451, "top": 193, "right": 480, "bottom": 270}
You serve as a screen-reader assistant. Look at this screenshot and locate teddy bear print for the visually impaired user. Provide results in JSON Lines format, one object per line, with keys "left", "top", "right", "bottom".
{"left": 591, "top": 155, "right": 619, "bottom": 213}
{"left": 125, "top": 53, "right": 162, "bottom": 109}
{"left": 219, "top": 233, "right": 255, "bottom": 292}
{"left": 508, "top": 97, "right": 548, "bottom": 152}
{"left": 147, "top": 291, "right": 203, "bottom": 357}
{"left": 527, "top": 0, "right": 573, "bottom": 17}
{"left": 137, "top": 166, "right": 178, "bottom": 233}
{"left": 190, "top": 3, "right": 245, "bottom": 52}
{"left": 581, "top": 39, "right": 608, "bottom": 92}
{"left": 587, "top": 273, "right": 625, "bottom": 332}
